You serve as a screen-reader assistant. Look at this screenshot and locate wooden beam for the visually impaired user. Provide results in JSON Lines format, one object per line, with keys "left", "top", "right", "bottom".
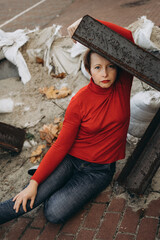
{"left": 73, "top": 15, "right": 160, "bottom": 91}
{"left": 117, "top": 108, "right": 160, "bottom": 194}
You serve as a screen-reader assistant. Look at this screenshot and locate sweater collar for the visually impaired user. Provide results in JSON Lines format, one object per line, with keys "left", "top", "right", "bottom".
{"left": 88, "top": 78, "right": 114, "bottom": 95}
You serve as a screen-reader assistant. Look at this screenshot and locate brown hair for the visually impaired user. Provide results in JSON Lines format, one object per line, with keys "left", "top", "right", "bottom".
{"left": 83, "top": 49, "right": 94, "bottom": 74}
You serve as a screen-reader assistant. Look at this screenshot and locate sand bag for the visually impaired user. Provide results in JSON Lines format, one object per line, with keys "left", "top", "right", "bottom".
{"left": 68, "top": 42, "right": 90, "bottom": 79}
{"left": 26, "top": 25, "right": 62, "bottom": 74}
{"left": 127, "top": 16, "right": 160, "bottom": 51}
{"left": 0, "top": 28, "right": 34, "bottom": 84}
{"left": 51, "top": 37, "right": 81, "bottom": 75}
{"left": 128, "top": 90, "right": 160, "bottom": 138}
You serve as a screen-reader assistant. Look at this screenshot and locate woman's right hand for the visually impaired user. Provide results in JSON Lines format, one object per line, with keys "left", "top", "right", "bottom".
{"left": 13, "top": 179, "right": 38, "bottom": 213}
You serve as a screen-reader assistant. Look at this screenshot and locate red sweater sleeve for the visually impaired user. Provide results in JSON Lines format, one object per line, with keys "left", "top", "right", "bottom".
{"left": 31, "top": 97, "right": 81, "bottom": 184}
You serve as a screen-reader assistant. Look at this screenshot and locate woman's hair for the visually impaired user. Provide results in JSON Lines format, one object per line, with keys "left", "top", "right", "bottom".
{"left": 83, "top": 49, "right": 94, "bottom": 74}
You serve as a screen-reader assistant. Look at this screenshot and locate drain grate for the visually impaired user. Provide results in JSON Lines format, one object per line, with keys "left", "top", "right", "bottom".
{"left": 121, "top": 0, "right": 150, "bottom": 7}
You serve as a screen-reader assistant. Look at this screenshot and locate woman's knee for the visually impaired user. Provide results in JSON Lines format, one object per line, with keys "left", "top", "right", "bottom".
{"left": 44, "top": 201, "right": 68, "bottom": 224}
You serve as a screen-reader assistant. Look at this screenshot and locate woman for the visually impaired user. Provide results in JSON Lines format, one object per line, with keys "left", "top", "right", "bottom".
{"left": 0, "top": 18, "right": 134, "bottom": 225}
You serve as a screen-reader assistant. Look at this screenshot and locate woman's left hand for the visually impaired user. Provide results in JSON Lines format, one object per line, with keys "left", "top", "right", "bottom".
{"left": 12, "top": 180, "right": 38, "bottom": 213}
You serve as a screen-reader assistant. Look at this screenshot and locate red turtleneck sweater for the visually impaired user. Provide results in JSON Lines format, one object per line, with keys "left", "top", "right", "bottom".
{"left": 31, "top": 21, "right": 134, "bottom": 184}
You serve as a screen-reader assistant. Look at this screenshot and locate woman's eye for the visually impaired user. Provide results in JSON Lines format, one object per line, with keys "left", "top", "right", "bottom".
{"left": 95, "top": 66, "right": 100, "bottom": 69}
{"left": 109, "top": 64, "right": 116, "bottom": 68}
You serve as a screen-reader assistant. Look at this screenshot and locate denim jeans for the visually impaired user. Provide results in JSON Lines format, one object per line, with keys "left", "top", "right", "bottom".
{"left": 0, "top": 154, "right": 116, "bottom": 225}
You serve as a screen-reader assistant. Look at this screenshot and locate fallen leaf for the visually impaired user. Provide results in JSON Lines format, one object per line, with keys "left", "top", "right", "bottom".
{"left": 40, "top": 123, "right": 59, "bottom": 144}
{"left": 54, "top": 117, "right": 62, "bottom": 124}
{"left": 39, "top": 86, "right": 71, "bottom": 99}
{"left": 36, "top": 57, "right": 44, "bottom": 65}
{"left": 30, "top": 144, "right": 46, "bottom": 163}
{"left": 51, "top": 72, "right": 67, "bottom": 79}
{"left": 58, "top": 121, "right": 63, "bottom": 131}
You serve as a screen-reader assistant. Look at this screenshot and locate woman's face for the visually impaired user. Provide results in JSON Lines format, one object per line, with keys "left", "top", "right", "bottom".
{"left": 90, "top": 53, "right": 118, "bottom": 88}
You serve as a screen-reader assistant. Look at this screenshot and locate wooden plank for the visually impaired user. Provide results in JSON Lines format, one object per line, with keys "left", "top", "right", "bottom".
{"left": 73, "top": 15, "right": 160, "bottom": 91}
{"left": 117, "top": 108, "right": 160, "bottom": 194}
{"left": 0, "top": 122, "right": 26, "bottom": 153}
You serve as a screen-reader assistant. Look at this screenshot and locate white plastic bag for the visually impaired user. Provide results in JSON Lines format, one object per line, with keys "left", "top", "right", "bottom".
{"left": 127, "top": 16, "right": 159, "bottom": 50}
{"left": 26, "top": 25, "right": 62, "bottom": 74}
{"left": 128, "top": 90, "right": 160, "bottom": 137}
{"left": 0, "top": 98, "right": 14, "bottom": 113}
{"left": 0, "top": 28, "right": 33, "bottom": 84}
{"left": 68, "top": 42, "right": 90, "bottom": 79}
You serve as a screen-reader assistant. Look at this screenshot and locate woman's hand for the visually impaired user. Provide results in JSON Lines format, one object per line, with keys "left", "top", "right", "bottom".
{"left": 67, "top": 18, "right": 82, "bottom": 43}
{"left": 13, "top": 179, "right": 38, "bottom": 213}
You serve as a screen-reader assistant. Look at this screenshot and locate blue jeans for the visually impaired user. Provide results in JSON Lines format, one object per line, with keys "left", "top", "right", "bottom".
{"left": 0, "top": 154, "right": 116, "bottom": 225}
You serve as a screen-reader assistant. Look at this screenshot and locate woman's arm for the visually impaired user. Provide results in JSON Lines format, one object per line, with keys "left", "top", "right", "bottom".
{"left": 67, "top": 17, "right": 134, "bottom": 43}
{"left": 31, "top": 120, "right": 80, "bottom": 184}
{"left": 13, "top": 96, "right": 81, "bottom": 213}
{"left": 31, "top": 96, "right": 81, "bottom": 184}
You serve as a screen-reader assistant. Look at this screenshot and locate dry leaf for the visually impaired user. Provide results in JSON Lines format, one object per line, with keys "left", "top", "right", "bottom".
{"left": 51, "top": 72, "right": 67, "bottom": 79}
{"left": 39, "top": 87, "right": 48, "bottom": 95}
{"left": 58, "top": 121, "right": 63, "bottom": 131}
{"left": 30, "top": 144, "right": 46, "bottom": 163}
{"left": 36, "top": 57, "right": 44, "bottom": 65}
{"left": 40, "top": 123, "right": 59, "bottom": 144}
{"left": 54, "top": 117, "right": 62, "bottom": 124}
{"left": 39, "top": 86, "right": 71, "bottom": 99}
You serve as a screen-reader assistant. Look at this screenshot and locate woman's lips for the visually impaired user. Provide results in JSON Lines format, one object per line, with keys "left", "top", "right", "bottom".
{"left": 101, "top": 80, "right": 110, "bottom": 83}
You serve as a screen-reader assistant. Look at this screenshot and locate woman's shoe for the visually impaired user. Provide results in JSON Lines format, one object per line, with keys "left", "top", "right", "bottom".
{"left": 28, "top": 165, "right": 39, "bottom": 176}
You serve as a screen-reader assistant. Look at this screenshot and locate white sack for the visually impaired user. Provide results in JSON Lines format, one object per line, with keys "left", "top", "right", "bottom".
{"left": 0, "top": 98, "right": 14, "bottom": 113}
{"left": 51, "top": 38, "right": 81, "bottom": 75}
{"left": 127, "top": 16, "right": 160, "bottom": 50}
{"left": 26, "top": 25, "right": 62, "bottom": 74}
{"left": 68, "top": 42, "right": 90, "bottom": 79}
{"left": 81, "top": 60, "right": 90, "bottom": 80}
{"left": 26, "top": 27, "right": 90, "bottom": 78}
{"left": 0, "top": 28, "right": 33, "bottom": 84}
{"left": 128, "top": 90, "right": 160, "bottom": 138}
{"left": 69, "top": 42, "right": 87, "bottom": 58}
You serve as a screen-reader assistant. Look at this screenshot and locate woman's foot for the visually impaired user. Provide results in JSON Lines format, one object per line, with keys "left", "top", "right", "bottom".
{"left": 28, "top": 165, "right": 39, "bottom": 176}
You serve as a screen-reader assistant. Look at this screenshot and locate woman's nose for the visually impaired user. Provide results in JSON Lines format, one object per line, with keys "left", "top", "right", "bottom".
{"left": 102, "top": 68, "right": 108, "bottom": 77}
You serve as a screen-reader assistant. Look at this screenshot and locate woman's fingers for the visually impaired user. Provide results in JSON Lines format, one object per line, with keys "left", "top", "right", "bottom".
{"left": 12, "top": 193, "right": 19, "bottom": 202}
{"left": 13, "top": 196, "right": 28, "bottom": 213}
{"left": 12, "top": 180, "right": 38, "bottom": 213}
{"left": 22, "top": 198, "right": 27, "bottom": 212}
{"left": 13, "top": 197, "right": 23, "bottom": 213}
{"left": 30, "top": 197, "right": 35, "bottom": 209}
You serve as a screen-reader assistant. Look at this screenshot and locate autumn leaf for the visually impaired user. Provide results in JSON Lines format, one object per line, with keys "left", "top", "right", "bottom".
{"left": 51, "top": 72, "right": 67, "bottom": 79}
{"left": 39, "top": 86, "right": 71, "bottom": 99}
{"left": 40, "top": 123, "right": 59, "bottom": 144}
{"left": 30, "top": 144, "right": 46, "bottom": 163}
{"left": 54, "top": 117, "right": 62, "bottom": 124}
{"left": 36, "top": 57, "right": 44, "bottom": 65}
